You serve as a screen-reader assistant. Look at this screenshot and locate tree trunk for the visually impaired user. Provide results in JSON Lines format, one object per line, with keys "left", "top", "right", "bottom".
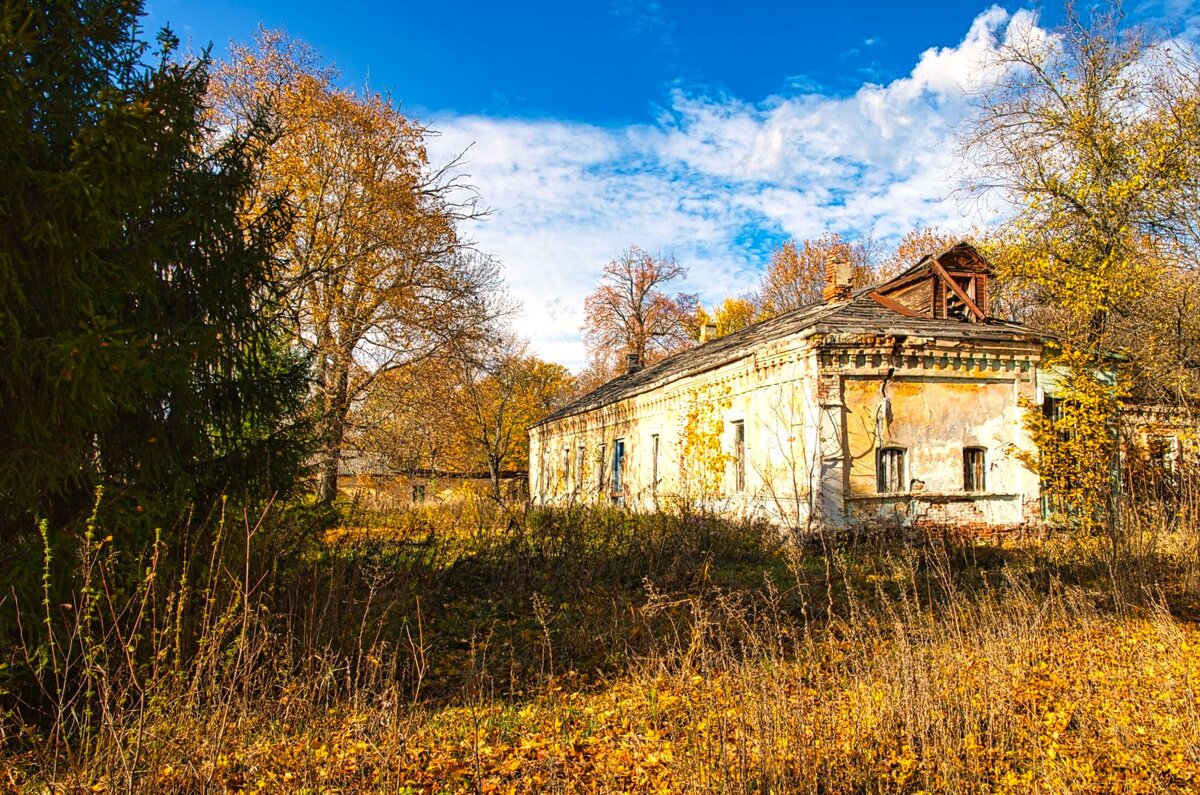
{"left": 487, "top": 455, "right": 502, "bottom": 501}
{"left": 317, "top": 357, "right": 351, "bottom": 503}
{"left": 317, "top": 440, "right": 341, "bottom": 502}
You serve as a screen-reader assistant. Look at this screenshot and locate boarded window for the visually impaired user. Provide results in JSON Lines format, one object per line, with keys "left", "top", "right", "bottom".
{"left": 877, "top": 447, "right": 905, "bottom": 494}
{"left": 732, "top": 420, "right": 745, "bottom": 492}
{"left": 963, "top": 447, "right": 986, "bottom": 492}
{"left": 612, "top": 439, "right": 626, "bottom": 505}
{"left": 650, "top": 433, "right": 660, "bottom": 488}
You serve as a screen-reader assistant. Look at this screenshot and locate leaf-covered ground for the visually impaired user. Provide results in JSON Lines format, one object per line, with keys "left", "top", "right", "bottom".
{"left": 120, "top": 614, "right": 1198, "bottom": 794}
{"left": 6, "top": 502, "right": 1200, "bottom": 793}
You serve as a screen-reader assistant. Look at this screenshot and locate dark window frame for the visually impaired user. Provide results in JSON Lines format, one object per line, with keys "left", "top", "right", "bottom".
{"left": 611, "top": 438, "right": 626, "bottom": 505}
{"left": 650, "top": 433, "right": 660, "bottom": 489}
{"left": 598, "top": 443, "right": 606, "bottom": 492}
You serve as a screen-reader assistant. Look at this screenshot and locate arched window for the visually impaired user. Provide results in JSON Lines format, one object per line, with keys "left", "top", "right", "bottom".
{"left": 877, "top": 447, "right": 906, "bottom": 494}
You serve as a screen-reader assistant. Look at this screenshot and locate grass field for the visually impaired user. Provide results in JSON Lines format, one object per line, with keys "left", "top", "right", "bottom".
{"left": 4, "top": 496, "right": 1200, "bottom": 793}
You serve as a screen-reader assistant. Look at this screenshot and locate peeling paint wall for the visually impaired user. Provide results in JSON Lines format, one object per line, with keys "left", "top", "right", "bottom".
{"left": 841, "top": 374, "right": 1037, "bottom": 526}
{"left": 824, "top": 335, "right": 1042, "bottom": 529}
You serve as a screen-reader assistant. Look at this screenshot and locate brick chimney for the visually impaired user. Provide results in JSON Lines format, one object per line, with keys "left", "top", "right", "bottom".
{"left": 822, "top": 254, "right": 854, "bottom": 302}
{"left": 699, "top": 322, "right": 718, "bottom": 343}
{"left": 625, "top": 351, "right": 642, "bottom": 374}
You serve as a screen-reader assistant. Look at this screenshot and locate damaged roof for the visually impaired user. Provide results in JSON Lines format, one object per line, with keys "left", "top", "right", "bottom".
{"left": 536, "top": 241, "right": 1047, "bottom": 428}
{"left": 536, "top": 290, "right": 1042, "bottom": 428}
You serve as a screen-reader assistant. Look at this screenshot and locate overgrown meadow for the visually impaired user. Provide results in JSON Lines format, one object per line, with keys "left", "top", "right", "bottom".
{"left": 3, "top": 492, "right": 1199, "bottom": 793}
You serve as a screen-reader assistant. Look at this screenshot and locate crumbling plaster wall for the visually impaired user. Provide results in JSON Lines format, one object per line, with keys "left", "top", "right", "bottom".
{"left": 825, "top": 338, "right": 1042, "bottom": 529}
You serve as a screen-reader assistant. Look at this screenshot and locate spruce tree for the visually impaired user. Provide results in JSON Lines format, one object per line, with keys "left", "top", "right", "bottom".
{"left": 0, "top": 0, "right": 309, "bottom": 536}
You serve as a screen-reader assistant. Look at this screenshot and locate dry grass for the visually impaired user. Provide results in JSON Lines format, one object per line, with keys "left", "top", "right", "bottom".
{"left": 3, "top": 493, "right": 1200, "bottom": 793}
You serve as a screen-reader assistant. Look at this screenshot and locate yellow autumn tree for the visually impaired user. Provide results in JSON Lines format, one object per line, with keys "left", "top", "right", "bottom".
{"left": 353, "top": 357, "right": 464, "bottom": 477}
{"left": 691, "top": 296, "right": 760, "bottom": 340}
{"left": 355, "top": 334, "right": 574, "bottom": 499}
{"left": 966, "top": 5, "right": 1200, "bottom": 533}
{"left": 211, "top": 30, "right": 507, "bottom": 501}
{"left": 450, "top": 337, "right": 575, "bottom": 499}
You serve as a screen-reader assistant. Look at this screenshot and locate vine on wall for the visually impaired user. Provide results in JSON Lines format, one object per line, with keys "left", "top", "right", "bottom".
{"left": 677, "top": 385, "right": 732, "bottom": 501}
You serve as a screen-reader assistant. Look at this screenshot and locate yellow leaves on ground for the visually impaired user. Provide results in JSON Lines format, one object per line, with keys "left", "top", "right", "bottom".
{"left": 115, "top": 612, "right": 1199, "bottom": 794}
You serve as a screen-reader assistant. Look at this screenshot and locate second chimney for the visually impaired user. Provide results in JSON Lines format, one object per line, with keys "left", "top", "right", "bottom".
{"left": 625, "top": 351, "right": 642, "bottom": 374}
{"left": 699, "top": 322, "right": 718, "bottom": 343}
{"left": 822, "top": 254, "right": 854, "bottom": 302}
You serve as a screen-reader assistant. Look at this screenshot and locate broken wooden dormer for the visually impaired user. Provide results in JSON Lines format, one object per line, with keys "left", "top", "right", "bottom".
{"left": 868, "top": 242, "right": 991, "bottom": 322}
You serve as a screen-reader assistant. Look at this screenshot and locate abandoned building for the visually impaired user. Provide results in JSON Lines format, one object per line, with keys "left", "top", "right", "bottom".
{"left": 529, "top": 242, "right": 1055, "bottom": 532}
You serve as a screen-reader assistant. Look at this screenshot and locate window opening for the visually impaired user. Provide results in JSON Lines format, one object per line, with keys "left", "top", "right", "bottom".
{"left": 611, "top": 439, "right": 626, "bottom": 506}
{"left": 877, "top": 447, "right": 905, "bottom": 494}
{"left": 562, "top": 447, "right": 571, "bottom": 489}
{"left": 598, "top": 443, "right": 606, "bottom": 492}
{"left": 963, "top": 447, "right": 986, "bottom": 492}
{"left": 1039, "top": 396, "right": 1068, "bottom": 519}
{"left": 411, "top": 484, "right": 426, "bottom": 503}
{"left": 650, "top": 434, "right": 660, "bottom": 489}
{"left": 1043, "top": 396, "right": 1070, "bottom": 441}
{"left": 1150, "top": 435, "right": 1179, "bottom": 474}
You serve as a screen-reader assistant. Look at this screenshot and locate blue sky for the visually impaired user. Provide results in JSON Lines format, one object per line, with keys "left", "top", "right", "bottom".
{"left": 144, "top": 0, "right": 1199, "bottom": 367}
{"left": 148, "top": 1, "right": 1060, "bottom": 123}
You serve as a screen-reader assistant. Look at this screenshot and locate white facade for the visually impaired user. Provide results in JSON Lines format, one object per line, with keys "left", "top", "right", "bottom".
{"left": 530, "top": 245, "right": 1049, "bottom": 533}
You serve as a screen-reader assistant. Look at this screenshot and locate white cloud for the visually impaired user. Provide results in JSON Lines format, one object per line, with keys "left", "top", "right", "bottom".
{"left": 425, "top": 6, "right": 1041, "bottom": 370}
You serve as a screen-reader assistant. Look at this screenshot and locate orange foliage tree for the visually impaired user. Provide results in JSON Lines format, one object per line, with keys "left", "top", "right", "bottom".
{"left": 757, "top": 238, "right": 833, "bottom": 315}
{"left": 211, "top": 31, "right": 506, "bottom": 501}
{"left": 757, "top": 234, "right": 876, "bottom": 318}
{"left": 582, "top": 246, "right": 698, "bottom": 367}
{"left": 355, "top": 336, "right": 573, "bottom": 499}
{"left": 452, "top": 339, "right": 575, "bottom": 498}
{"left": 876, "top": 227, "right": 961, "bottom": 281}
